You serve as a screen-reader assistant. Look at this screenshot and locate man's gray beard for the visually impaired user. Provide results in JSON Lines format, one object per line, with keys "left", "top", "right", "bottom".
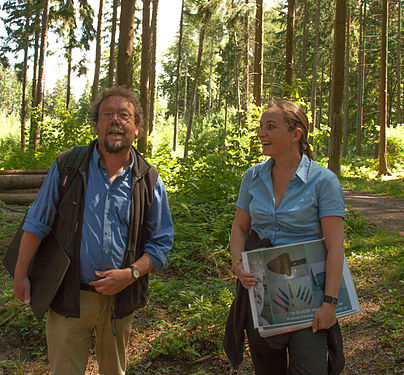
{"left": 103, "top": 138, "right": 132, "bottom": 153}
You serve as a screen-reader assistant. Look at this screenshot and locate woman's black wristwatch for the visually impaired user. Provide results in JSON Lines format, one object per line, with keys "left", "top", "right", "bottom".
{"left": 323, "top": 295, "right": 338, "bottom": 306}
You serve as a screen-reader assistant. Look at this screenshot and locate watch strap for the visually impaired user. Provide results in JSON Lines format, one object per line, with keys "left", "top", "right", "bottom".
{"left": 323, "top": 295, "right": 338, "bottom": 306}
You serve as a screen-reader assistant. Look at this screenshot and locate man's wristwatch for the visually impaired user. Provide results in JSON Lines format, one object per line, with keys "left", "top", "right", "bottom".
{"left": 128, "top": 266, "right": 140, "bottom": 281}
{"left": 323, "top": 295, "right": 338, "bottom": 306}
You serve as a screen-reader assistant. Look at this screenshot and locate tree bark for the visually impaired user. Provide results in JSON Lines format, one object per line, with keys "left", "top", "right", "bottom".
{"left": 310, "top": 0, "right": 321, "bottom": 145}
{"left": 184, "top": 22, "right": 207, "bottom": 158}
{"left": 173, "top": 0, "right": 185, "bottom": 151}
{"left": 108, "top": 0, "right": 119, "bottom": 87}
{"left": 117, "top": 0, "right": 136, "bottom": 86}
{"left": 377, "top": 0, "right": 390, "bottom": 176}
{"left": 396, "top": 0, "right": 402, "bottom": 126}
{"left": 31, "top": 0, "right": 50, "bottom": 151}
{"left": 242, "top": 0, "right": 249, "bottom": 127}
{"left": 342, "top": 4, "right": 350, "bottom": 157}
{"left": 327, "top": 0, "right": 346, "bottom": 176}
{"left": 91, "top": 0, "right": 104, "bottom": 101}
{"left": 300, "top": 0, "right": 310, "bottom": 82}
{"left": 0, "top": 175, "right": 46, "bottom": 191}
{"left": 253, "top": 0, "right": 263, "bottom": 107}
{"left": 355, "top": 0, "right": 366, "bottom": 156}
{"left": 20, "top": 0, "right": 30, "bottom": 151}
{"left": 137, "top": 0, "right": 152, "bottom": 154}
{"left": 284, "top": 0, "right": 295, "bottom": 98}
{"left": 148, "top": 0, "right": 159, "bottom": 144}
{"left": 234, "top": 32, "right": 241, "bottom": 128}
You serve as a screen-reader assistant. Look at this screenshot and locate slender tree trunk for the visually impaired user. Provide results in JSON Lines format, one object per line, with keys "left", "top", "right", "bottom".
{"left": 20, "top": 0, "right": 30, "bottom": 151}
{"left": 117, "top": 0, "right": 136, "bottom": 86}
{"left": 300, "top": 0, "right": 310, "bottom": 82}
{"left": 234, "top": 32, "right": 241, "bottom": 128}
{"left": 242, "top": 0, "right": 249, "bottom": 127}
{"left": 310, "top": 0, "right": 321, "bottom": 145}
{"left": 31, "top": 0, "right": 50, "bottom": 151}
{"left": 31, "top": 8, "right": 40, "bottom": 110}
{"left": 66, "top": 27, "right": 74, "bottom": 109}
{"left": 318, "top": 66, "right": 324, "bottom": 129}
{"left": 173, "top": 0, "right": 185, "bottom": 151}
{"left": 223, "top": 99, "right": 228, "bottom": 151}
{"left": 92, "top": 0, "right": 104, "bottom": 101}
{"left": 253, "top": 0, "right": 263, "bottom": 107}
{"left": 328, "top": 0, "right": 346, "bottom": 175}
{"left": 342, "top": 5, "right": 350, "bottom": 157}
{"left": 184, "top": 23, "right": 207, "bottom": 158}
{"left": 355, "top": 0, "right": 366, "bottom": 156}
{"left": 148, "top": 0, "right": 159, "bottom": 143}
{"left": 138, "top": 0, "right": 152, "bottom": 153}
{"left": 108, "top": 0, "right": 119, "bottom": 87}
{"left": 183, "top": 62, "right": 188, "bottom": 122}
{"left": 284, "top": 0, "right": 295, "bottom": 97}
{"left": 377, "top": 0, "right": 390, "bottom": 176}
{"left": 396, "top": 0, "right": 402, "bottom": 125}
{"left": 208, "top": 48, "right": 213, "bottom": 121}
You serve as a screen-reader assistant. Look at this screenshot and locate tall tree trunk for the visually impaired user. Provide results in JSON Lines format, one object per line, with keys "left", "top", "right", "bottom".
{"left": 377, "top": 0, "right": 390, "bottom": 176}
{"left": 355, "top": 0, "right": 366, "bottom": 156}
{"left": 253, "top": 0, "right": 263, "bottom": 107}
{"left": 242, "top": 0, "right": 249, "bottom": 127}
{"left": 208, "top": 48, "right": 213, "bottom": 121}
{"left": 31, "top": 8, "right": 40, "bottom": 110}
{"left": 117, "top": 0, "right": 136, "bottom": 86}
{"left": 20, "top": 0, "right": 30, "bottom": 151}
{"left": 318, "top": 65, "right": 324, "bottom": 129}
{"left": 183, "top": 62, "right": 188, "bottom": 122}
{"left": 234, "top": 32, "right": 241, "bottom": 128}
{"left": 184, "top": 23, "right": 207, "bottom": 158}
{"left": 310, "top": 0, "right": 321, "bottom": 145}
{"left": 396, "top": 0, "right": 402, "bottom": 125}
{"left": 327, "top": 0, "right": 346, "bottom": 175}
{"left": 138, "top": 0, "right": 152, "bottom": 153}
{"left": 300, "top": 0, "right": 310, "bottom": 82}
{"left": 284, "top": 0, "right": 295, "bottom": 97}
{"left": 173, "top": 0, "right": 185, "bottom": 151}
{"left": 342, "top": 4, "right": 350, "bottom": 157}
{"left": 148, "top": 0, "right": 158, "bottom": 140}
{"left": 92, "top": 0, "right": 104, "bottom": 101}
{"left": 66, "top": 26, "right": 74, "bottom": 109}
{"left": 31, "top": 0, "right": 50, "bottom": 151}
{"left": 108, "top": 0, "right": 119, "bottom": 87}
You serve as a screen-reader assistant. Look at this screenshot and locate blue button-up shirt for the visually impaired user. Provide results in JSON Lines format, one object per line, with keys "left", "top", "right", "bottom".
{"left": 23, "top": 146, "right": 174, "bottom": 283}
{"left": 237, "top": 154, "right": 345, "bottom": 247}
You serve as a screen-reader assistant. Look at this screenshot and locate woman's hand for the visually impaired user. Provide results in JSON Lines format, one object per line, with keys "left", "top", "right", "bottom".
{"left": 234, "top": 263, "right": 258, "bottom": 289}
{"left": 312, "top": 303, "right": 337, "bottom": 332}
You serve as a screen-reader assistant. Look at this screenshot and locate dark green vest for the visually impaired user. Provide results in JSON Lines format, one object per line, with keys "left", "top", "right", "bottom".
{"left": 50, "top": 140, "right": 158, "bottom": 318}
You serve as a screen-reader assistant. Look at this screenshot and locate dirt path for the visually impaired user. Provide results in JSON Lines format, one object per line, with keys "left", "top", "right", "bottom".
{"left": 344, "top": 190, "right": 404, "bottom": 237}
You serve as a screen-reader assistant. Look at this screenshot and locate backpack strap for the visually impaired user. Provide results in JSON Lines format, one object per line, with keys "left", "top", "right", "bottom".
{"left": 57, "top": 145, "right": 89, "bottom": 199}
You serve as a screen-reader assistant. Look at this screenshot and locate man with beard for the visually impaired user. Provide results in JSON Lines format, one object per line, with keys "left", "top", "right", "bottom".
{"left": 13, "top": 86, "right": 174, "bottom": 375}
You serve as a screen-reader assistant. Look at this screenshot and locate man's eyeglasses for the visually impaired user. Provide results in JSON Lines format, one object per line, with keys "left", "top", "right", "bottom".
{"left": 99, "top": 112, "right": 134, "bottom": 121}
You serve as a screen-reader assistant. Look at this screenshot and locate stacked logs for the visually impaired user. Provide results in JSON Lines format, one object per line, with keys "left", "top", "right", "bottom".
{"left": 0, "top": 170, "right": 48, "bottom": 205}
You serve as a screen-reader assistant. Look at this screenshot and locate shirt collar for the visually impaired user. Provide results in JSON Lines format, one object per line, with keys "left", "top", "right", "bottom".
{"left": 260, "top": 154, "right": 310, "bottom": 183}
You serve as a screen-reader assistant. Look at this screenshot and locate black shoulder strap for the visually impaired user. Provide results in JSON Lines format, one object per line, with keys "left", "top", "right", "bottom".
{"left": 57, "top": 145, "right": 88, "bottom": 198}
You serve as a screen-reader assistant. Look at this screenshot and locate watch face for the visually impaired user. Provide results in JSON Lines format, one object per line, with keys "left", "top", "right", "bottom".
{"left": 132, "top": 267, "right": 140, "bottom": 279}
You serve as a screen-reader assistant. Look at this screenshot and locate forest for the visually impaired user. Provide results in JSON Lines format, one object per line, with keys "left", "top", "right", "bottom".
{"left": 0, "top": 0, "right": 403, "bottom": 374}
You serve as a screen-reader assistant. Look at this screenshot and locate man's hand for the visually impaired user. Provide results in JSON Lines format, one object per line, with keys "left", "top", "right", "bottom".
{"left": 14, "top": 276, "right": 31, "bottom": 304}
{"left": 312, "top": 303, "right": 336, "bottom": 332}
{"left": 89, "top": 269, "right": 133, "bottom": 295}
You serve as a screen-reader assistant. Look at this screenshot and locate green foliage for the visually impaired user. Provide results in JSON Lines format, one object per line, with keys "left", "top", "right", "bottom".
{"left": 0, "top": 102, "right": 93, "bottom": 169}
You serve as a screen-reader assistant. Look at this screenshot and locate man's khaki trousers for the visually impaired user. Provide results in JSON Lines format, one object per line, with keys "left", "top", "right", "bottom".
{"left": 46, "top": 290, "right": 135, "bottom": 375}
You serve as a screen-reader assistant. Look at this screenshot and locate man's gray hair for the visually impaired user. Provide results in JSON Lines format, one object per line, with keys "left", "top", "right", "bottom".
{"left": 90, "top": 86, "right": 143, "bottom": 128}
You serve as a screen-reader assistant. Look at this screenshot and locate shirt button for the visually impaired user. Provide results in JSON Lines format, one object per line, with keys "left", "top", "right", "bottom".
{"left": 108, "top": 191, "right": 111, "bottom": 195}
{"left": 105, "top": 250, "right": 109, "bottom": 254}
{"left": 106, "top": 210, "right": 110, "bottom": 214}
{"left": 105, "top": 230, "right": 109, "bottom": 235}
